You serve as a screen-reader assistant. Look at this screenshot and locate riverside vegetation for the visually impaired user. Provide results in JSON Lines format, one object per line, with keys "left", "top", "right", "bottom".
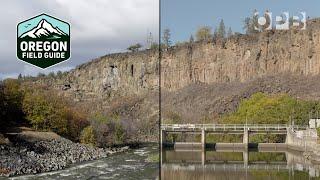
{"left": 0, "top": 78, "right": 134, "bottom": 176}
{"left": 163, "top": 92, "right": 320, "bottom": 143}
{"left": 0, "top": 78, "right": 130, "bottom": 147}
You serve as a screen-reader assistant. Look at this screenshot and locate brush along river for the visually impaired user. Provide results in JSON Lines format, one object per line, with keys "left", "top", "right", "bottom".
{"left": 5, "top": 145, "right": 159, "bottom": 180}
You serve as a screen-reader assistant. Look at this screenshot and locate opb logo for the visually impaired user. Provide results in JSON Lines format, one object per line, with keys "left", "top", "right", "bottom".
{"left": 254, "top": 11, "right": 306, "bottom": 31}
{"left": 17, "top": 13, "right": 70, "bottom": 69}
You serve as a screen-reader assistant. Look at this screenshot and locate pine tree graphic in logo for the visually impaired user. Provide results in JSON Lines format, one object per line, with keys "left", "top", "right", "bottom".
{"left": 17, "top": 14, "right": 70, "bottom": 69}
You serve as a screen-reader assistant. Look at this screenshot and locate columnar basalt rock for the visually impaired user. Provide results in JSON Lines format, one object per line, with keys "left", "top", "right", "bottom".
{"left": 36, "top": 50, "right": 159, "bottom": 103}
{"left": 34, "top": 19, "right": 320, "bottom": 119}
{"left": 161, "top": 19, "right": 320, "bottom": 91}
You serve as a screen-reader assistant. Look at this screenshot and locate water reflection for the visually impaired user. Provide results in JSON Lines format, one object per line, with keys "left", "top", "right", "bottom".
{"left": 161, "top": 147, "right": 320, "bottom": 180}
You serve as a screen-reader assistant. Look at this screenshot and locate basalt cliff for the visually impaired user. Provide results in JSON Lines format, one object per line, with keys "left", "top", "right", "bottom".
{"left": 33, "top": 19, "right": 320, "bottom": 125}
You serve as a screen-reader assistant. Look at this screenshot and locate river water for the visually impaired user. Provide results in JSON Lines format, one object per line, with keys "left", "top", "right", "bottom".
{"left": 8, "top": 145, "right": 159, "bottom": 180}
{"left": 161, "top": 147, "right": 320, "bottom": 180}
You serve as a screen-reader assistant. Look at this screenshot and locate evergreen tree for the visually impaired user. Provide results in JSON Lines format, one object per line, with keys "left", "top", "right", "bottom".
{"left": 213, "top": 27, "right": 218, "bottom": 41}
{"left": 127, "top": 43, "right": 142, "bottom": 52}
{"left": 217, "top": 19, "right": 226, "bottom": 38}
{"left": 243, "top": 10, "right": 260, "bottom": 34}
{"left": 227, "top": 27, "right": 233, "bottom": 38}
{"left": 147, "top": 32, "right": 153, "bottom": 49}
{"left": 189, "top": 35, "right": 194, "bottom": 43}
{"left": 162, "top": 28, "right": 171, "bottom": 48}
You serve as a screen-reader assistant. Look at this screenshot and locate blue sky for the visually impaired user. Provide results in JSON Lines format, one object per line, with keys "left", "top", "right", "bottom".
{"left": 161, "top": 0, "right": 320, "bottom": 43}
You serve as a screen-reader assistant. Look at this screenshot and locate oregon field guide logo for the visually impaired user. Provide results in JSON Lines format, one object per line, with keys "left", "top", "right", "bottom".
{"left": 17, "top": 13, "right": 70, "bottom": 68}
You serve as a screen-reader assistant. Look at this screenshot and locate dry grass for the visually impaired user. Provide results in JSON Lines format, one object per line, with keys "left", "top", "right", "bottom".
{"left": 6, "top": 127, "right": 61, "bottom": 142}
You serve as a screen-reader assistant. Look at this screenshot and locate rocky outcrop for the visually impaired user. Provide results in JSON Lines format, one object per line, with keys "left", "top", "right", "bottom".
{"left": 161, "top": 19, "right": 320, "bottom": 91}
{"left": 38, "top": 50, "right": 159, "bottom": 103}
{"left": 36, "top": 19, "right": 320, "bottom": 102}
{"left": 31, "top": 19, "right": 320, "bottom": 125}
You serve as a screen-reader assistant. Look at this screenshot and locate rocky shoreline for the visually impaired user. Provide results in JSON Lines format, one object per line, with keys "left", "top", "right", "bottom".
{"left": 0, "top": 138, "right": 129, "bottom": 177}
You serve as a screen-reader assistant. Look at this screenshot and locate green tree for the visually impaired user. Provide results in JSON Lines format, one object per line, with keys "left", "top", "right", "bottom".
{"left": 90, "top": 113, "right": 127, "bottom": 146}
{"left": 263, "top": 10, "right": 272, "bottom": 30}
{"left": 37, "top": 73, "right": 46, "bottom": 78}
{"left": 222, "top": 92, "right": 320, "bottom": 126}
{"left": 115, "top": 122, "right": 125, "bottom": 144}
{"left": 220, "top": 92, "right": 320, "bottom": 143}
{"left": 127, "top": 43, "right": 142, "bottom": 52}
{"left": 227, "top": 27, "right": 233, "bottom": 38}
{"left": 48, "top": 72, "right": 55, "bottom": 78}
{"left": 243, "top": 17, "right": 251, "bottom": 34}
{"left": 22, "top": 89, "right": 68, "bottom": 135}
{"left": 162, "top": 28, "right": 171, "bottom": 48}
{"left": 1, "top": 79, "right": 24, "bottom": 127}
{"left": 18, "top": 74, "right": 23, "bottom": 80}
{"left": 0, "top": 83, "right": 6, "bottom": 129}
{"left": 189, "top": 35, "right": 194, "bottom": 43}
{"left": 217, "top": 19, "right": 226, "bottom": 38}
{"left": 147, "top": 32, "right": 153, "bottom": 48}
{"left": 195, "top": 26, "right": 212, "bottom": 41}
{"left": 150, "top": 42, "right": 159, "bottom": 50}
{"left": 243, "top": 10, "right": 260, "bottom": 34}
{"left": 80, "top": 126, "right": 96, "bottom": 146}
{"left": 212, "top": 28, "right": 218, "bottom": 41}
{"left": 56, "top": 71, "right": 63, "bottom": 78}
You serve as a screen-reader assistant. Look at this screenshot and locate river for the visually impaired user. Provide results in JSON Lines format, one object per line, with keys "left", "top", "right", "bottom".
{"left": 6, "top": 145, "right": 159, "bottom": 180}
{"left": 161, "top": 146, "right": 320, "bottom": 180}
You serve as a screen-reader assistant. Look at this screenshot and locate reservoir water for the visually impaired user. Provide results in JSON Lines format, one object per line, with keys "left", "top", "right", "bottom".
{"left": 161, "top": 146, "right": 320, "bottom": 180}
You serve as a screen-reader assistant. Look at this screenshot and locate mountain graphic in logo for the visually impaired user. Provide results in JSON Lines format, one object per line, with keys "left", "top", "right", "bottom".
{"left": 19, "top": 19, "right": 68, "bottom": 40}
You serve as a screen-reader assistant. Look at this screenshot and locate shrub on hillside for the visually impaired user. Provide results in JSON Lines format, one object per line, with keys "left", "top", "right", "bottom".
{"left": 1, "top": 80, "right": 89, "bottom": 142}
{"left": 0, "top": 79, "right": 24, "bottom": 129}
{"left": 80, "top": 126, "right": 96, "bottom": 146}
{"left": 63, "top": 107, "right": 89, "bottom": 141}
{"left": 219, "top": 92, "right": 320, "bottom": 143}
{"left": 22, "top": 87, "right": 89, "bottom": 141}
{"left": 0, "top": 83, "right": 6, "bottom": 129}
{"left": 90, "top": 113, "right": 127, "bottom": 147}
{"left": 221, "top": 92, "right": 320, "bottom": 125}
{"left": 22, "top": 89, "right": 68, "bottom": 135}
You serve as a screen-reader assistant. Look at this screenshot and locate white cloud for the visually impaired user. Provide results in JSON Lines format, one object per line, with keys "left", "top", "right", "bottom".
{"left": 0, "top": 0, "right": 159, "bottom": 79}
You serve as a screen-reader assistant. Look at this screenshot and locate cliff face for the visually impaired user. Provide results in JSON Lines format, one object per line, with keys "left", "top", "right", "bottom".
{"left": 39, "top": 19, "right": 320, "bottom": 102}
{"left": 33, "top": 19, "right": 320, "bottom": 124}
{"left": 40, "top": 50, "right": 159, "bottom": 103}
{"left": 161, "top": 19, "right": 320, "bottom": 91}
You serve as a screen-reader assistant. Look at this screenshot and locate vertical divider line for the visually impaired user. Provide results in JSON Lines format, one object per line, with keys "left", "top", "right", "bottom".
{"left": 158, "top": 0, "right": 162, "bottom": 179}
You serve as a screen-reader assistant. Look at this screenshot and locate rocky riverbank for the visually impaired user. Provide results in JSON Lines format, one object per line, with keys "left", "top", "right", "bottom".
{"left": 0, "top": 137, "right": 129, "bottom": 177}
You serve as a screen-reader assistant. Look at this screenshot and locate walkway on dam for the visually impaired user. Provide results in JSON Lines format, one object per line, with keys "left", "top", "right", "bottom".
{"left": 160, "top": 124, "right": 310, "bottom": 150}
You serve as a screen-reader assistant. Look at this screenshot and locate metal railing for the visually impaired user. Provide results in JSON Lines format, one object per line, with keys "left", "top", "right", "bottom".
{"left": 161, "top": 124, "right": 308, "bottom": 131}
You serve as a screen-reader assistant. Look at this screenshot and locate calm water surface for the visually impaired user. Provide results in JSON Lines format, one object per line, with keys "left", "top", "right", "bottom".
{"left": 161, "top": 147, "right": 320, "bottom": 180}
